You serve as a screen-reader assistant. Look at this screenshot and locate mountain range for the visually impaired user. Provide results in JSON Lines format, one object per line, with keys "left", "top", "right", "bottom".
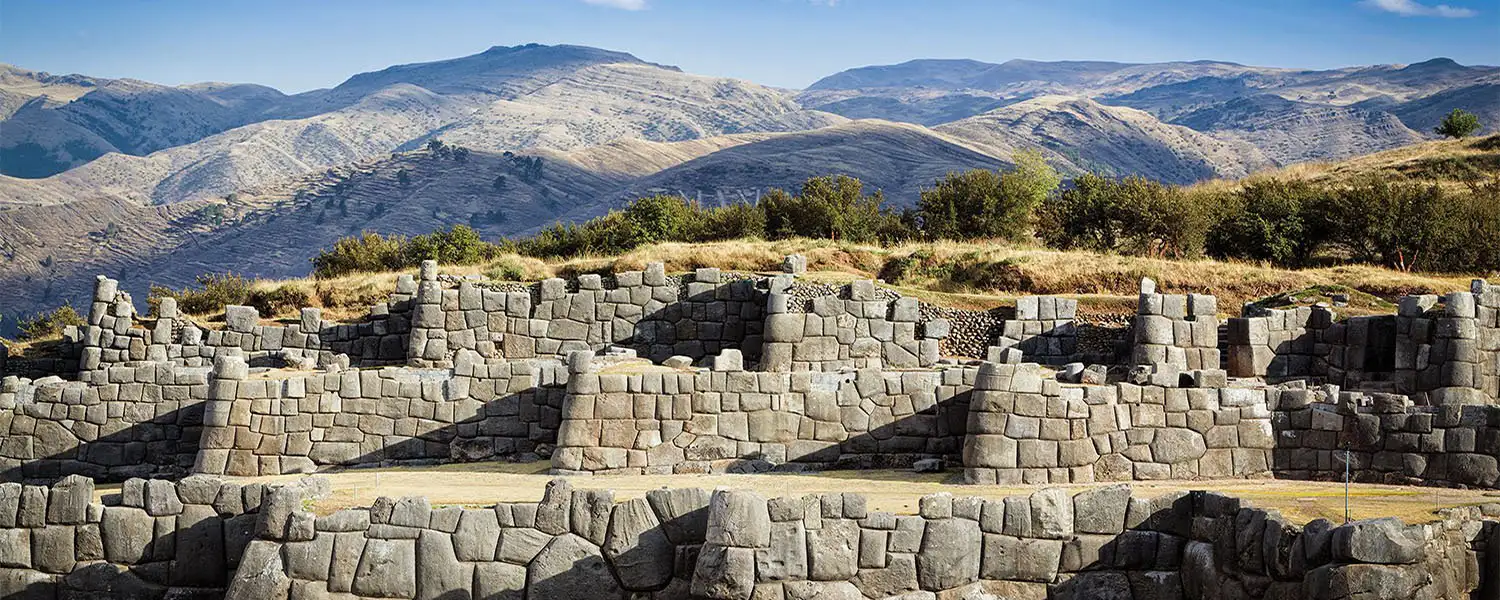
{"left": 0, "top": 44, "right": 1495, "bottom": 333}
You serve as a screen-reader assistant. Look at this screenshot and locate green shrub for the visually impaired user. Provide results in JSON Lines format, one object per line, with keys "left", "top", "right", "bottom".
{"left": 405, "top": 225, "right": 497, "bottom": 266}
{"left": 150, "top": 273, "right": 256, "bottom": 316}
{"left": 1207, "top": 179, "right": 1322, "bottom": 265}
{"left": 917, "top": 150, "right": 1060, "bottom": 241}
{"left": 17, "top": 303, "right": 85, "bottom": 341}
{"left": 1436, "top": 108, "right": 1481, "bottom": 139}
{"left": 247, "top": 285, "right": 312, "bottom": 318}
{"left": 311, "top": 232, "right": 410, "bottom": 278}
{"left": 1038, "top": 174, "right": 1216, "bottom": 258}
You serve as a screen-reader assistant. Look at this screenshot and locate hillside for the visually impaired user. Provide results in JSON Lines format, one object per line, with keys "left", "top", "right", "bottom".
{"left": 935, "top": 96, "right": 1274, "bottom": 183}
{"left": 0, "top": 44, "right": 840, "bottom": 206}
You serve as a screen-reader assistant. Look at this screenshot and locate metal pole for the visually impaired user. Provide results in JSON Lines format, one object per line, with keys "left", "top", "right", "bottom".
{"left": 1344, "top": 446, "right": 1350, "bottom": 524}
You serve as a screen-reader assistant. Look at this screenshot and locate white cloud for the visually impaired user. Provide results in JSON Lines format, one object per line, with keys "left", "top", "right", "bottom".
{"left": 1362, "top": 0, "right": 1477, "bottom": 17}
{"left": 582, "top": 0, "right": 647, "bottom": 10}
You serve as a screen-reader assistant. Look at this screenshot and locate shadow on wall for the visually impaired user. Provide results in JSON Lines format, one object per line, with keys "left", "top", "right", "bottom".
{"left": 1, "top": 402, "right": 205, "bottom": 484}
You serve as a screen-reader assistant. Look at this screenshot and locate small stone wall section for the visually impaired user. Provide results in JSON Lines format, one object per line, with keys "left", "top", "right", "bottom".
{"left": 994, "top": 296, "right": 1080, "bottom": 366}
{"left": 761, "top": 277, "right": 948, "bottom": 372}
{"left": 193, "top": 352, "right": 568, "bottom": 477}
{"left": 1133, "top": 282, "right": 1220, "bottom": 370}
{"left": 552, "top": 353, "right": 976, "bottom": 475}
{"left": 963, "top": 362, "right": 1274, "bottom": 485}
{"left": 0, "top": 473, "right": 324, "bottom": 599}
{"left": 1, "top": 361, "right": 211, "bottom": 483}
{"left": 1227, "top": 280, "right": 1500, "bottom": 405}
{"left": 408, "top": 262, "right": 766, "bottom": 367}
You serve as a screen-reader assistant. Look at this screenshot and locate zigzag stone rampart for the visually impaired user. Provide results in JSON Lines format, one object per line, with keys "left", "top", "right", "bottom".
{"left": 1, "top": 475, "right": 1494, "bottom": 599}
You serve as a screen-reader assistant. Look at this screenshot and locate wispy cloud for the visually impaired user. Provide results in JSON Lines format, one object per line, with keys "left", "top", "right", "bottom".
{"left": 1362, "top": 0, "right": 1477, "bottom": 17}
{"left": 582, "top": 0, "right": 647, "bottom": 10}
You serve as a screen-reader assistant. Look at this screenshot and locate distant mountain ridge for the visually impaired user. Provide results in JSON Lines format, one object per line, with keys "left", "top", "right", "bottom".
{"left": 0, "top": 44, "right": 1495, "bottom": 334}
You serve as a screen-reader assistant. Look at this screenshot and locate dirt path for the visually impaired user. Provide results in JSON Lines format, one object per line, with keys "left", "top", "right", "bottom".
{"left": 199, "top": 463, "right": 1499, "bottom": 524}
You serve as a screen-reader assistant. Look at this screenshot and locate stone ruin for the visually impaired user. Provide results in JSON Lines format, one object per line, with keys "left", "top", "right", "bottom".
{"left": 1, "top": 257, "right": 1498, "bottom": 598}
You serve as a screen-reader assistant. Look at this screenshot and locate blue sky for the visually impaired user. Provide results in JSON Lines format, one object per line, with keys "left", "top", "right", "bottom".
{"left": 2, "top": 0, "right": 1497, "bottom": 93}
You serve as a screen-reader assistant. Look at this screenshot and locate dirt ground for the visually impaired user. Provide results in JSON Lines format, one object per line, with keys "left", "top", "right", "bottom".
{"left": 186, "top": 462, "right": 1500, "bottom": 525}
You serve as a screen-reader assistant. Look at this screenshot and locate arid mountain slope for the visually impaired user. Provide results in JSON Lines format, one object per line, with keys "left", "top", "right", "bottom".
{"left": 1171, "top": 95, "right": 1425, "bottom": 164}
{"left": 936, "top": 96, "right": 1274, "bottom": 183}
{"left": 0, "top": 44, "right": 838, "bottom": 206}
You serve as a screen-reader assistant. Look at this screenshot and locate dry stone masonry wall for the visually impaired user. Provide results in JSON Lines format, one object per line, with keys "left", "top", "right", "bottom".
{"left": 7, "top": 475, "right": 1492, "bottom": 600}
{"left": 1132, "top": 280, "right": 1221, "bottom": 371}
{"left": 1227, "top": 280, "right": 1500, "bottom": 405}
{"left": 552, "top": 353, "right": 976, "bottom": 475}
{"left": 0, "top": 473, "right": 327, "bottom": 600}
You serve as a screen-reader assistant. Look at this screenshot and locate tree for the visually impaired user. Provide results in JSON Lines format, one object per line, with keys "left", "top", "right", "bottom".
{"left": 917, "top": 150, "right": 1059, "bottom": 241}
{"left": 426, "top": 138, "right": 447, "bottom": 153}
{"left": 1435, "top": 109, "right": 1481, "bottom": 139}
{"left": 493, "top": 175, "right": 507, "bottom": 191}
{"left": 396, "top": 168, "right": 411, "bottom": 187}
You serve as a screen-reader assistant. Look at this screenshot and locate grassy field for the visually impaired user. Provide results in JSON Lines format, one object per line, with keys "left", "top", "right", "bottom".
{"left": 221, "top": 238, "right": 1479, "bottom": 322}
{"left": 197, "top": 465, "right": 1500, "bottom": 525}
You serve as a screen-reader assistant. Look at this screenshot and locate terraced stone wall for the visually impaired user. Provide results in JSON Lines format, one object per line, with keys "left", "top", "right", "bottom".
{"left": 192, "top": 352, "right": 568, "bottom": 477}
{"left": 215, "top": 481, "right": 1500, "bottom": 600}
{"left": 761, "top": 278, "right": 950, "bottom": 372}
{"left": 1, "top": 361, "right": 211, "bottom": 483}
{"left": 962, "top": 362, "right": 1275, "bottom": 485}
{"left": 1271, "top": 387, "right": 1500, "bottom": 488}
{"left": 0, "top": 474, "right": 323, "bottom": 600}
{"left": 1227, "top": 282, "right": 1500, "bottom": 405}
{"left": 1131, "top": 286, "right": 1221, "bottom": 370}
{"left": 552, "top": 354, "right": 977, "bottom": 475}
{"left": 78, "top": 275, "right": 414, "bottom": 377}
{"left": 407, "top": 262, "right": 767, "bottom": 367}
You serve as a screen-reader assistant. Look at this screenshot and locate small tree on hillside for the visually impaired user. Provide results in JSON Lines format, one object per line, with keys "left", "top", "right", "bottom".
{"left": 396, "top": 168, "right": 411, "bottom": 187}
{"left": 1436, "top": 109, "right": 1481, "bottom": 139}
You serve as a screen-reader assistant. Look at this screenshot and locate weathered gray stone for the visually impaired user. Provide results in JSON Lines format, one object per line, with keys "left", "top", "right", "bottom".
{"left": 453, "top": 509, "right": 501, "bottom": 562}
{"left": 352, "top": 538, "right": 417, "bottom": 598}
{"left": 535, "top": 479, "right": 572, "bottom": 535}
{"left": 174, "top": 504, "right": 227, "bottom": 587}
{"left": 45, "top": 475, "right": 92, "bottom": 525}
{"left": 916, "top": 517, "right": 981, "bottom": 591}
{"left": 647, "top": 487, "right": 711, "bottom": 544}
{"left": 1331, "top": 518, "right": 1422, "bottom": 565}
{"left": 528, "top": 533, "right": 623, "bottom": 600}
{"left": 981, "top": 534, "right": 1062, "bottom": 583}
{"left": 143, "top": 479, "right": 183, "bottom": 516}
{"left": 1073, "top": 485, "right": 1131, "bottom": 535}
{"left": 706, "top": 490, "right": 771, "bottom": 548}
{"left": 808, "top": 519, "right": 859, "bottom": 581}
{"left": 474, "top": 562, "right": 527, "bottom": 600}
{"left": 101, "top": 506, "right": 154, "bottom": 564}
{"left": 602, "top": 497, "right": 675, "bottom": 591}
{"left": 223, "top": 540, "right": 291, "bottom": 600}
{"left": 691, "top": 545, "right": 755, "bottom": 600}
{"left": 417, "top": 529, "right": 472, "bottom": 600}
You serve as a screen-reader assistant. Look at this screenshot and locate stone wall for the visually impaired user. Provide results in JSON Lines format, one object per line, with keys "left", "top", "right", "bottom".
{"left": 193, "top": 352, "right": 568, "bottom": 477}
{"left": 407, "top": 262, "right": 767, "bottom": 367}
{"left": 1, "top": 361, "right": 212, "bottom": 483}
{"left": 994, "top": 295, "right": 1080, "bottom": 366}
{"left": 761, "top": 278, "right": 948, "bottom": 372}
{"left": 79, "top": 275, "right": 411, "bottom": 377}
{"left": 552, "top": 352, "right": 976, "bottom": 475}
{"left": 962, "top": 362, "right": 1273, "bottom": 485}
{"left": 1227, "top": 281, "right": 1500, "bottom": 405}
{"left": 0, "top": 473, "right": 325, "bottom": 599}
{"left": 1271, "top": 386, "right": 1500, "bottom": 488}
{"left": 43, "top": 479, "right": 1471, "bottom": 600}
{"left": 1132, "top": 282, "right": 1220, "bottom": 370}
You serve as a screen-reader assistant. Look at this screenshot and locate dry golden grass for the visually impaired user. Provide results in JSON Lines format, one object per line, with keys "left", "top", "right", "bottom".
{"left": 1194, "top": 134, "right": 1500, "bottom": 194}
{"left": 219, "top": 467, "right": 1499, "bottom": 525}
{"left": 210, "top": 238, "right": 1480, "bottom": 325}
